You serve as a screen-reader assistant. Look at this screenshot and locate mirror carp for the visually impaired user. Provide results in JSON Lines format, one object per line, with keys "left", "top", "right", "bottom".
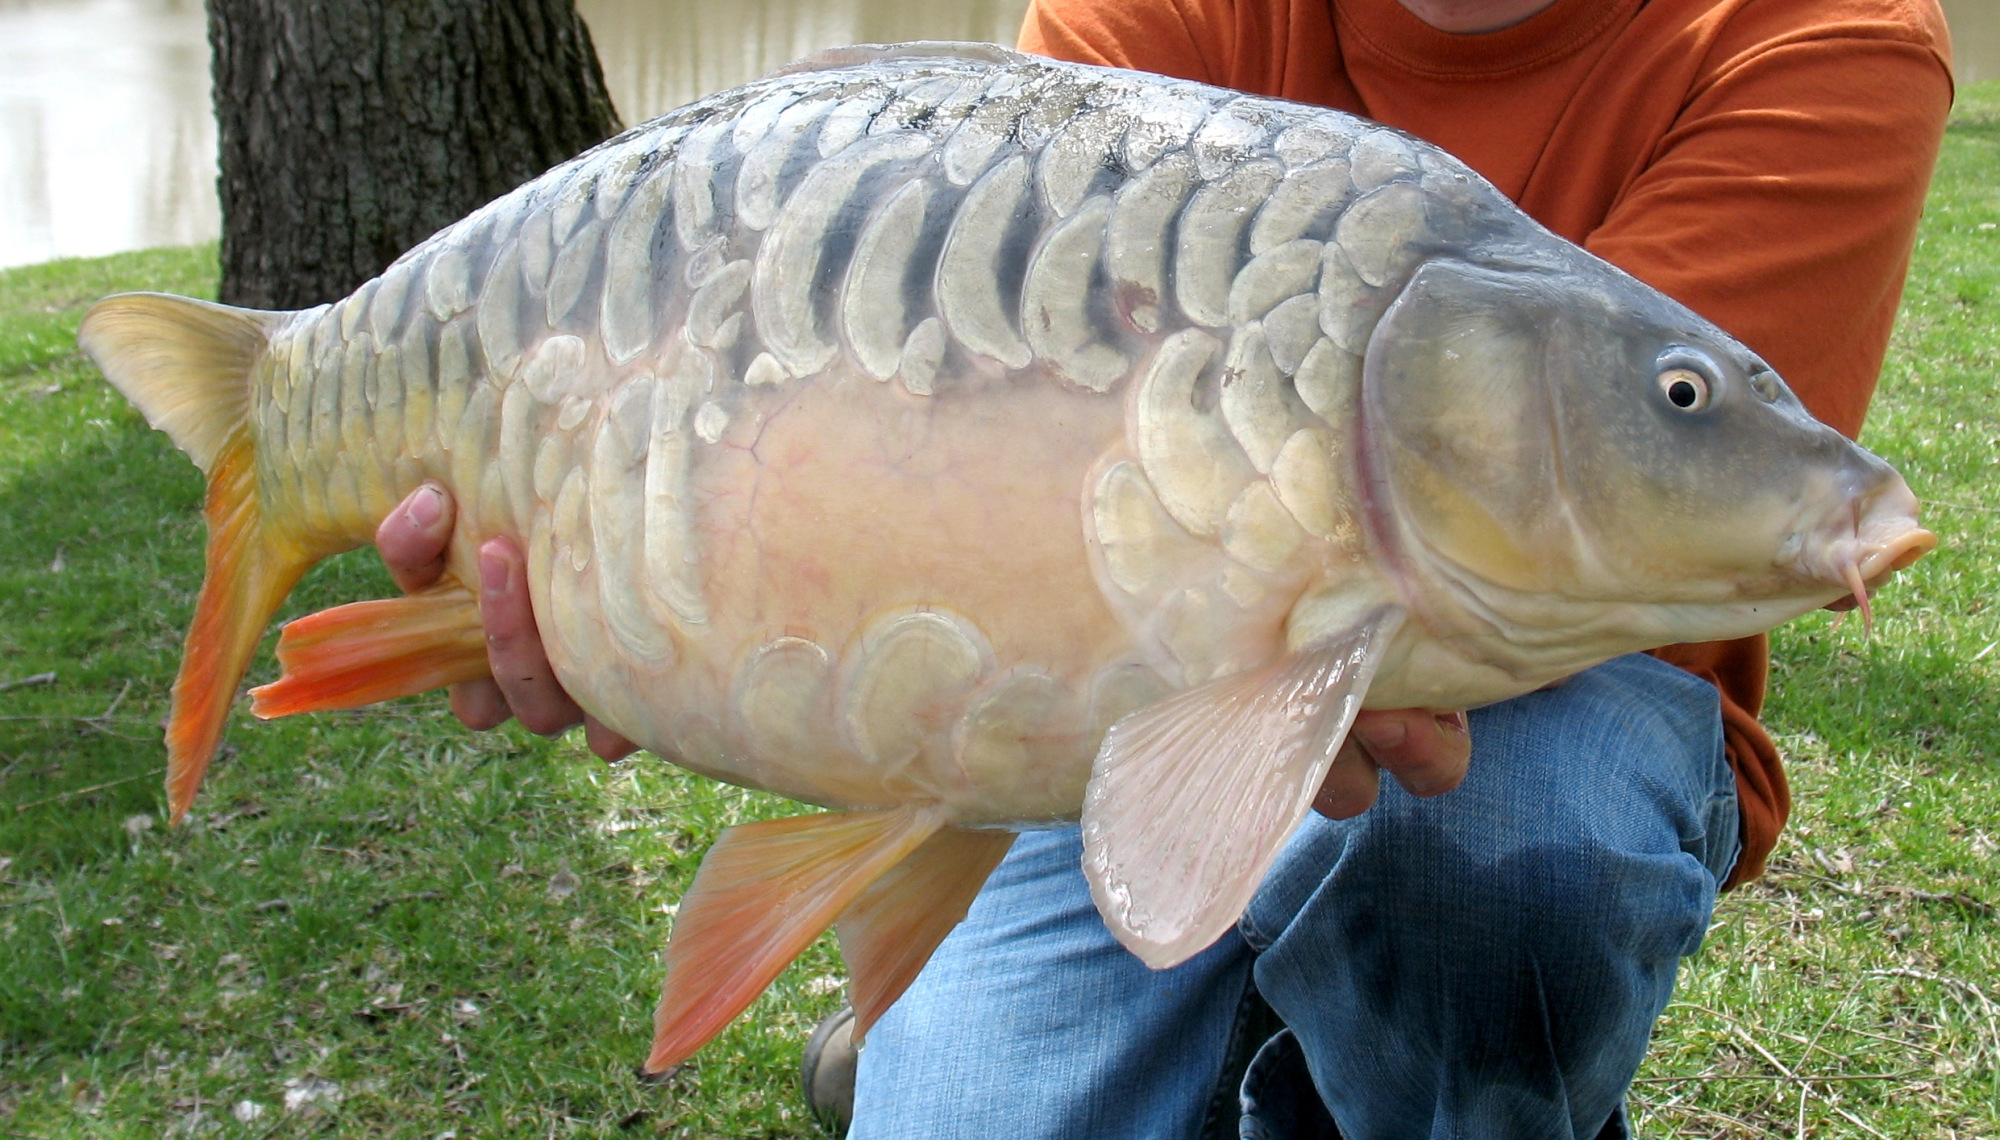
{"left": 78, "top": 42, "right": 1935, "bottom": 1073}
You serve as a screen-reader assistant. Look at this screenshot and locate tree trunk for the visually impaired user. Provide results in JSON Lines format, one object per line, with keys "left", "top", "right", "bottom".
{"left": 208, "top": 0, "right": 622, "bottom": 309}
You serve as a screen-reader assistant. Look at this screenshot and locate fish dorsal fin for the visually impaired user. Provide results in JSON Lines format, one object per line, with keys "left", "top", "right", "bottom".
{"left": 771, "top": 41, "right": 1033, "bottom": 80}
{"left": 1082, "top": 606, "right": 1405, "bottom": 969}
{"left": 645, "top": 807, "right": 944, "bottom": 1074}
{"left": 835, "top": 827, "right": 1016, "bottom": 1041}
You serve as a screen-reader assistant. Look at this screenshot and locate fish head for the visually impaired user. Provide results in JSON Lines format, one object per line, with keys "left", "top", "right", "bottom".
{"left": 1357, "top": 255, "right": 1934, "bottom": 652}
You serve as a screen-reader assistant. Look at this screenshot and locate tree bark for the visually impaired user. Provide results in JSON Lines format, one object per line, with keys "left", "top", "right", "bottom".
{"left": 208, "top": 0, "right": 622, "bottom": 309}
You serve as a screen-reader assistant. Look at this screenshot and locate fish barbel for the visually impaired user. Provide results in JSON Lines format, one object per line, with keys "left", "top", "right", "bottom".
{"left": 79, "top": 42, "right": 1935, "bottom": 1072}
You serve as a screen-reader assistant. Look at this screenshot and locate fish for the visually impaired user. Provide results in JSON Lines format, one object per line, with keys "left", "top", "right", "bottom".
{"left": 77, "top": 41, "right": 1935, "bottom": 1074}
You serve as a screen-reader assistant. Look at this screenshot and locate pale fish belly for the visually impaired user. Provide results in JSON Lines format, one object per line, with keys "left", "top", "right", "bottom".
{"left": 246, "top": 45, "right": 1495, "bottom": 825}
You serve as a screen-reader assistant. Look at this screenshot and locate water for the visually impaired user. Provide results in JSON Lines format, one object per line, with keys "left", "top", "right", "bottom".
{"left": 0, "top": 0, "right": 215, "bottom": 269}
{"left": 0, "top": 0, "right": 1029, "bottom": 270}
{"left": 582, "top": 0, "right": 1028, "bottom": 122}
{"left": 1, "top": 0, "right": 1994, "bottom": 270}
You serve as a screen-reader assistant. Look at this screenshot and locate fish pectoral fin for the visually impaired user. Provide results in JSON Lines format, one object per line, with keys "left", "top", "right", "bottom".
{"left": 1081, "top": 605, "right": 1405, "bottom": 970}
{"left": 646, "top": 806, "right": 945, "bottom": 1075}
{"left": 248, "top": 582, "right": 489, "bottom": 718}
{"left": 835, "top": 827, "right": 1017, "bottom": 1042}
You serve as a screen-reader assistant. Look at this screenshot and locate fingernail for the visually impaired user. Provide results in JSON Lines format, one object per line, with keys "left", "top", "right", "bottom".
{"left": 480, "top": 547, "right": 510, "bottom": 596}
{"left": 1353, "top": 718, "right": 1408, "bottom": 753}
{"left": 410, "top": 484, "right": 444, "bottom": 528}
{"left": 1437, "top": 710, "right": 1469, "bottom": 736}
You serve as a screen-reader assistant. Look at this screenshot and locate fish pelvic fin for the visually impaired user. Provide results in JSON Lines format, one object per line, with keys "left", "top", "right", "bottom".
{"left": 835, "top": 826, "right": 1015, "bottom": 1043}
{"left": 1082, "top": 606, "right": 1405, "bottom": 970}
{"left": 249, "top": 583, "right": 488, "bottom": 718}
{"left": 645, "top": 807, "right": 945, "bottom": 1075}
{"left": 78, "top": 293, "right": 313, "bottom": 823}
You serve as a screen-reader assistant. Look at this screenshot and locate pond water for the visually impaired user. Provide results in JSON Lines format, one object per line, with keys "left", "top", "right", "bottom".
{"left": 0, "top": 0, "right": 215, "bottom": 269}
{"left": 0, "top": 0, "right": 1993, "bottom": 270}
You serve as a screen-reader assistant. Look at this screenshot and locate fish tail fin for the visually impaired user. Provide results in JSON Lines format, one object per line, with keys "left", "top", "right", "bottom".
{"left": 78, "top": 293, "right": 312, "bottom": 823}
{"left": 249, "top": 583, "right": 489, "bottom": 718}
{"left": 77, "top": 293, "right": 285, "bottom": 476}
{"left": 835, "top": 827, "right": 1015, "bottom": 1042}
{"left": 644, "top": 807, "right": 946, "bottom": 1075}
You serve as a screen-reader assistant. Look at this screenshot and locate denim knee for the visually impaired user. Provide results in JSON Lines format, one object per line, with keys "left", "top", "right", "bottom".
{"left": 1239, "top": 654, "right": 1738, "bottom": 1139}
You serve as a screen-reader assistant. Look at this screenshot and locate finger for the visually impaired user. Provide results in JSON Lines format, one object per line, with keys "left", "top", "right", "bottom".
{"left": 450, "top": 677, "right": 512, "bottom": 731}
{"left": 477, "top": 538, "right": 586, "bottom": 737}
{"left": 1352, "top": 708, "right": 1470, "bottom": 798}
{"left": 1312, "top": 737, "right": 1381, "bottom": 819}
{"left": 375, "top": 483, "right": 454, "bottom": 594}
{"left": 584, "top": 717, "right": 638, "bottom": 762}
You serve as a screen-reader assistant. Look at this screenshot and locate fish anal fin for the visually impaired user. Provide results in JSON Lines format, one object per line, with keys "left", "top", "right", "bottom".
{"left": 1082, "top": 606, "right": 1405, "bottom": 969}
{"left": 836, "top": 827, "right": 1016, "bottom": 1041}
{"left": 249, "top": 582, "right": 488, "bottom": 718}
{"left": 645, "top": 807, "right": 945, "bottom": 1074}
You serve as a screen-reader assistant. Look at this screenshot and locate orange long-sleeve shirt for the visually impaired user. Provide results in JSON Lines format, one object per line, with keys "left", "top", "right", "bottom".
{"left": 1021, "top": 0, "right": 1953, "bottom": 886}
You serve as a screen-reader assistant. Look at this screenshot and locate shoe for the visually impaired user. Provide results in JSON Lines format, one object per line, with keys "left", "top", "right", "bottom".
{"left": 801, "top": 1004, "right": 858, "bottom": 1136}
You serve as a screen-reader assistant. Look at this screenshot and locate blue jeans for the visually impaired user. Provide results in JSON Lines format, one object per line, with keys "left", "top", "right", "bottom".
{"left": 849, "top": 654, "right": 1740, "bottom": 1140}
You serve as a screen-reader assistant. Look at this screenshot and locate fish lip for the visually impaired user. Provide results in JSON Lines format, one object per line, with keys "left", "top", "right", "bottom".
{"left": 1787, "top": 466, "right": 1935, "bottom": 589}
{"left": 1791, "top": 511, "right": 1936, "bottom": 603}
{"left": 1854, "top": 525, "right": 1937, "bottom": 583}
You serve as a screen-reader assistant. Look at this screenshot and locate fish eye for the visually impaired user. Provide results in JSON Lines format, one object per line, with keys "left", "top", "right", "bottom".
{"left": 1655, "top": 348, "right": 1718, "bottom": 412}
{"left": 1658, "top": 368, "right": 1709, "bottom": 410}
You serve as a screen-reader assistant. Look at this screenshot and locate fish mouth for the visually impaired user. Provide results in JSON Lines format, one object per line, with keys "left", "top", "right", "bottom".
{"left": 1797, "top": 473, "right": 1937, "bottom": 630}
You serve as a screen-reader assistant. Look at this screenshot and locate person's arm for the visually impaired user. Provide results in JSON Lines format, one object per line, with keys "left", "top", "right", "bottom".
{"left": 1581, "top": 25, "right": 1952, "bottom": 440}
{"left": 1018, "top": 0, "right": 1222, "bottom": 80}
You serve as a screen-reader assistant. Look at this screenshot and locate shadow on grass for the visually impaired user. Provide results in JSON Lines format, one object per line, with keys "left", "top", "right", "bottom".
{"left": 0, "top": 380, "right": 834, "bottom": 1135}
{"left": 0, "top": 406, "right": 415, "bottom": 869}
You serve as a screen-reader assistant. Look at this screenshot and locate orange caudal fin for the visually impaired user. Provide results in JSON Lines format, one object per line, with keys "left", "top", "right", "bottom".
{"left": 644, "top": 808, "right": 945, "bottom": 1075}
{"left": 77, "top": 293, "right": 310, "bottom": 824}
{"left": 250, "top": 583, "right": 488, "bottom": 718}
{"left": 164, "top": 438, "right": 310, "bottom": 822}
{"left": 836, "top": 827, "right": 1015, "bottom": 1042}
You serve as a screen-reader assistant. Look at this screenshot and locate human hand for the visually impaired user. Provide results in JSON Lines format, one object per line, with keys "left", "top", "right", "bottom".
{"left": 375, "top": 484, "right": 637, "bottom": 760}
{"left": 1313, "top": 708, "right": 1471, "bottom": 819}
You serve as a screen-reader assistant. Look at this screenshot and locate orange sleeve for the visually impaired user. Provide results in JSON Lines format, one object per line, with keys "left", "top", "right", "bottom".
{"left": 1019, "top": 0, "right": 1346, "bottom": 102}
{"left": 1017, "top": 0, "right": 1225, "bottom": 81}
{"left": 1583, "top": 22, "right": 1952, "bottom": 437}
{"left": 1582, "top": 20, "right": 1950, "bottom": 887}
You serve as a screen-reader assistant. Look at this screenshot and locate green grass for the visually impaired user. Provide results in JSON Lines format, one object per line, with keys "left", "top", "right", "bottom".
{"left": 0, "top": 264, "right": 839, "bottom": 1129}
{"left": 3, "top": 85, "right": 1999, "bottom": 1137}
{"left": 1631, "top": 82, "right": 2000, "bottom": 1137}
